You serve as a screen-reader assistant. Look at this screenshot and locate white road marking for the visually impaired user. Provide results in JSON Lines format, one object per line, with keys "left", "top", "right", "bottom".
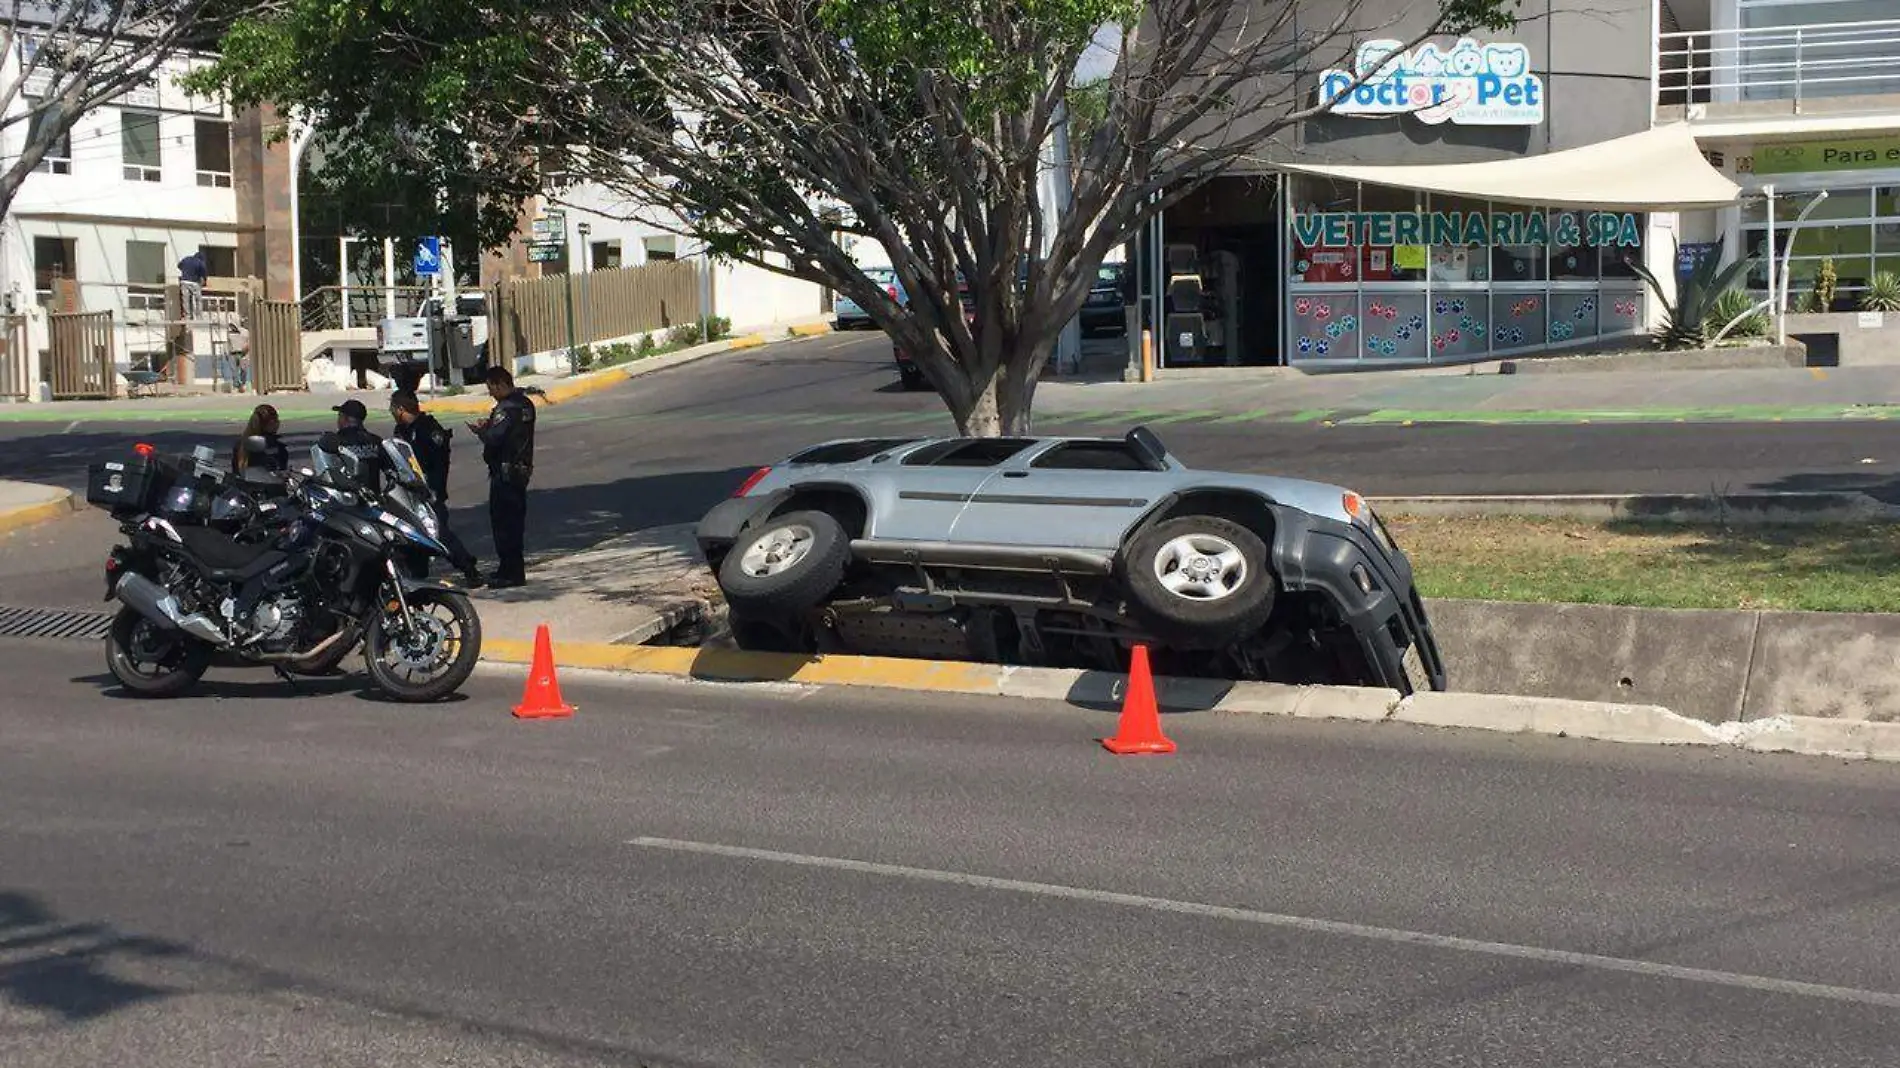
{"left": 63, "top": 420, "right": 81, "bottom": 434}
{"left": 626, "top": 836, "right": 1900, "bottom": 1011}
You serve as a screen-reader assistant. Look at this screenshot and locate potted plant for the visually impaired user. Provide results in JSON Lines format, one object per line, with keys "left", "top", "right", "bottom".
{"left": 1860, "top": 272, "right": 1900, "bottom": 313}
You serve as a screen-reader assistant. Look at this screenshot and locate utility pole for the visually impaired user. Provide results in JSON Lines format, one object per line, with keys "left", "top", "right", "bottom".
{"left": 577, "top": 221, "right": 593, "bottom": 355}
{"left": 562, "top": 215, "right": 579, "bottom": 370}
{"left": 1040, "top": 99, "right": 1081, "bottom": 375}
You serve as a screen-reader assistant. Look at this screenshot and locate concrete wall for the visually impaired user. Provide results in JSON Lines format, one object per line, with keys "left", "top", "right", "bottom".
{"left": 1785, "top": 311, "right": 1900, "bottom": 367}
{"left": 1270, "top": 0, "right": 1654, "bottom": 167}
{"left": 1430, "top": 599, "right": 1900, "bottom": 725}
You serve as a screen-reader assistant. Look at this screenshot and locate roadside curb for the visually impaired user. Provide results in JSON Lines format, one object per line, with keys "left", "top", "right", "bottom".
{"left": 789, "top": 322, "right": 834, "bottom": 337}
{"left": 1374, "top": 492, "right": 1898, "bottom": 525}
{"left": 0, "top": 484, "right": 76, "bottom": 537}
{"left": 477, "top": 637, "right": 1900, "bottom": 763}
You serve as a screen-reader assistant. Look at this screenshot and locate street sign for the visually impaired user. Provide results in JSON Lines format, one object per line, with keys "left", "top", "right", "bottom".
{"left": 528, "top": 241, "right": 565, "bottom": 263}
{"left": 414, "top": 236, "right": 442, "bottom": 277}
{"left": 531, "top": 210, "right": 567, "bottom": 238}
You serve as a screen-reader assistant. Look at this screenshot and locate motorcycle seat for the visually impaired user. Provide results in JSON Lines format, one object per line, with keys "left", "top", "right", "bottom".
{"left": 179, "top": 526, "right": 287, "bottom": 581}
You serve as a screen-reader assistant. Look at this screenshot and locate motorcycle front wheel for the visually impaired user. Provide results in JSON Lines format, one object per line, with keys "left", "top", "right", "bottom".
{"left": 363, "top": 588, "right": 481, "bottom": 702}
{"left": 105, "top": 606, "right": 211, "bottom": 698}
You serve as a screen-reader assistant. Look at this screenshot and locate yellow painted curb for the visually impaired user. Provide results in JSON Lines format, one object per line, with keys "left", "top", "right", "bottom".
{"left": 726, "top": 334, "right": 768, "bottom": 351}
{"left": 484, "top": 637, "right": 1009, "bottom": 696}
{"left": 789, "top": 322, "right": 832, "bottom": 337}
{"left": 0, "top": 488, "right": 76, "bottom": 536}
{"left": 540, "top": 368, "right": 632, "bottom": 405}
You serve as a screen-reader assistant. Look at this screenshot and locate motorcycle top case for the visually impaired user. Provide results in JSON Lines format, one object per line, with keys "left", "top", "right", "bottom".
{"left": 85, "top": 451, "right": 166, "bottom": 513}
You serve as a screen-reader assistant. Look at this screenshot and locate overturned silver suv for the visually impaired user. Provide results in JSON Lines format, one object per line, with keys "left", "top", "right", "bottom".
{"left": 693, "top": 427, "right": 1445, "bottom": 693}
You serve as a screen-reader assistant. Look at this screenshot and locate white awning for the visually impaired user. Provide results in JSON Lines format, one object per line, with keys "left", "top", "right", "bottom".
{"left": 1277, "top": 125, "right": 1739, "bottom": 211}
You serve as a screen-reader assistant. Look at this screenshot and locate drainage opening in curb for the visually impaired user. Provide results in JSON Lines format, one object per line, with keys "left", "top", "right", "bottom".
{"left": 0, "top": 605, "right": 115, "bottom": 641}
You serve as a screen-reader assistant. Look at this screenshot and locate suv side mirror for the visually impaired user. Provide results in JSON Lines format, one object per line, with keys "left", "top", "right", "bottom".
{"left": 1126, "top": 425, "right": 1169, "bottom": 469}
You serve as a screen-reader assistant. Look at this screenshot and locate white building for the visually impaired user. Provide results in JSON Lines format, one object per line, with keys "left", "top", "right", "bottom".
{"left": 0, "top": 42, "right": 284, "bottom": 395}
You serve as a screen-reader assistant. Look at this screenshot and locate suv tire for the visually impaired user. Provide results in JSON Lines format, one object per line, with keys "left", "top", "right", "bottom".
{"left": 717, "top": 510, "right": 851, "bottom": 620}
{"left": 1120, "top": 515, "right": 1275, "bottom": 649}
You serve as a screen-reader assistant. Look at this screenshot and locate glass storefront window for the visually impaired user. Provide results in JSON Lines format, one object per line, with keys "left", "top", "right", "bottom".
{"left": 1425, "top": 194, "right": 1490, "bottom": 284}
{"left": 1359, "top": 185, "right": 1426, "bottom": 284}
{"left": 1286, "top": 175, "right": 1649, "bottom": 365}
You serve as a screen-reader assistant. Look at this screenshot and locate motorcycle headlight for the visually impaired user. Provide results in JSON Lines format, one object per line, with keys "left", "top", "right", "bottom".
{"left": 416, "top": 507, "right": 441, "bottom": 539}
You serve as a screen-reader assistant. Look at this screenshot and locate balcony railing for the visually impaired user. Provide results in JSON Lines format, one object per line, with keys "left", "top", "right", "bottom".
{"left": 1656, "top": 17, "right": 1900, "bottom": 112}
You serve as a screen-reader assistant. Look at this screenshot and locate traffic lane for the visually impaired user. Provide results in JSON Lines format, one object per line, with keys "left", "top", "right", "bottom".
{"left": 0, "top": 509, "right": 122, "bottom": 609}
{"left": 8, "top": 642, "right": 1900, "bottom": 1030}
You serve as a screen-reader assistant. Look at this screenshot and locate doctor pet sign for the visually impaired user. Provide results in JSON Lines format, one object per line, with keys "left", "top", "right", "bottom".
{"left": 1319, "top": 38, "right": 1544, "bottom": 126}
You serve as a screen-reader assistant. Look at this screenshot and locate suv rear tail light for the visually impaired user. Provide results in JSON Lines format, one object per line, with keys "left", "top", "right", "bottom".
{"left": 733, "top": 467, "right": 771, "bottom": 497}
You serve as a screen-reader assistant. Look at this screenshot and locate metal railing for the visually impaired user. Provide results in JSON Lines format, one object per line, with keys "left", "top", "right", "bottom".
{"left": 297, "top": 285, "right": 434, "bottom": 332}
{"left": 1656, "top": 17, "right": 1900, "bottom": 111}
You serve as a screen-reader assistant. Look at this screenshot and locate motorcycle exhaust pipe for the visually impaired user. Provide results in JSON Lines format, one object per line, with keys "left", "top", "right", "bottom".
{"left": 114, "top": 573, "right": 228, "bottom": 645}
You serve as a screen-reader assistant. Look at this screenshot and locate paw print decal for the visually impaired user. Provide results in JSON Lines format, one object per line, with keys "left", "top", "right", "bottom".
{"left": 1294, "top": 298, "right": 1312, "bottom": 316}
{"left": 1297, "top": 337, "right": 1314, "bottom": 353}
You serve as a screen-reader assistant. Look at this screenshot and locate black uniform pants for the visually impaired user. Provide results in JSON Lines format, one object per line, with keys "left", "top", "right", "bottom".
{"left": 488, "top": 469, "right": 530, "bottom": 582}
{"left": 402, "top": 492, "right": 480, "bottom": 580}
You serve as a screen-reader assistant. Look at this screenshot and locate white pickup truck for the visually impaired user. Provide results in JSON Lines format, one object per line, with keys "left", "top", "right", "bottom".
{"left": 376, "top": 291, "right": 490, "bottom": 392}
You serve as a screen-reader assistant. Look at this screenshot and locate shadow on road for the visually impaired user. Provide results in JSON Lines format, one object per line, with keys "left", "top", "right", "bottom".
{"left": 1757, "top": 469, "right": 1900, "bottom": 504}
{"left": 74, "top": 670, "right": 470, "bottom": 705}
{"left": 0, "top": 890, "right": 186, "bottom": 1026}
{"left": 443, "top": 467, "right": 753, "bottom": 564}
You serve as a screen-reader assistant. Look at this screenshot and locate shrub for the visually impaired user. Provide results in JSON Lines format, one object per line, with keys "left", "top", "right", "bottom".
{"left": 707, "top": 315, "right": 731, "bottom": 339}
{"left": 1629, "top": 236, "right": 1754, "bottom": 350}
{"left": 1706, "top": 288, "right": 1767, "bottom": 339}
{"left": 1860, "top": 272, "right": 1900, "bottom": 312}
{"left": 571, "top": 344, "right": 596, "bottom": 371}
{"left": 637, "top": 333, "right": 657, "bottom": 354}
{"left": 666, "top": 322, "right": 703, "bottom": 346}
{"left": 1804, "top": 258, "right": 1838, "bottom": 313}
{"left": 599, "top": 342, "right": 639, "bottom": 365}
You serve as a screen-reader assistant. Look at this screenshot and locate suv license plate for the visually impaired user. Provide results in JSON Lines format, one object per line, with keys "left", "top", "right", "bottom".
{"left": 1401, "top": 644, "right": 1427, "bottom": 691}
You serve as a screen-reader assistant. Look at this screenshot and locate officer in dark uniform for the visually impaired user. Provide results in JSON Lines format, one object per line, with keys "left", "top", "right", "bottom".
{"left": 389, "top": 390, "right": 484, "bottom": 588}
{"left": 469, "top": 367, "right": 535, "bottom": 588}
{"left": 318, "top": 399, "right": 386, "bottom": 487}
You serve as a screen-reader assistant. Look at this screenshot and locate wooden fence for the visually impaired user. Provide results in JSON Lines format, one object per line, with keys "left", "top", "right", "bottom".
{"left": 48, "top": 311, "right": 114, "bottom": 399}
{"left": 250, "top": 300, "right": 303, "bottom": 394}
{"left": 489, "top": 259, "right": 701, "bottom": 365}
{"left": 0, "top": 315, "right": 28, "bottom": 398}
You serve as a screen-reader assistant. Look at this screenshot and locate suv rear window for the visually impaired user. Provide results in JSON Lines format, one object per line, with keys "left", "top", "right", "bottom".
{"left": 901, "top": 439, "right": 1033, "bottom": 467}
{"left": 788, "top": 439, "right": 918, "bottom": 465}
{"left": 1029, "top": 441, "right": 1159, "bottom": 472}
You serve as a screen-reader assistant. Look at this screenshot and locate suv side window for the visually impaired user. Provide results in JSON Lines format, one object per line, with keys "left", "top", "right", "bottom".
{"left": 1030, "top": 442, "right": 1159, "bottom": 472}
{"left": 901, "top": 439, "right": 1033, "bottom": 467}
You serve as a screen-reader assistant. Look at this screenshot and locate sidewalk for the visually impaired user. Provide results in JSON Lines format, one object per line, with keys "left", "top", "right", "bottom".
{"left": 0, "top": 480, "right": 75, "bottom": 536}
{"left": 472, "top": 524, "right": 716, "bottom": 648}
{"left": 0, "top": 318, "right": 815, "bottom": 424}
{"left": 1035, "top": 362, "right": 1900, "bottom": 424}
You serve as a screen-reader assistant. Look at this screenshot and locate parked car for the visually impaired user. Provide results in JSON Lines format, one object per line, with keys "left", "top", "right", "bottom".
{"left": 1080, "top": 262, "right": 1129, "bottom": 337}
{"left": 375, "top": 291, "right": 489, "bottom": 392}
{"left": 833, "top": 267, "right": 901, "bottom": 331}
{"left": 694, "top": 427, "right": 1445, "bottom": 693}
{"left": 891, "top": 273, "right": 970, "bottom": 391}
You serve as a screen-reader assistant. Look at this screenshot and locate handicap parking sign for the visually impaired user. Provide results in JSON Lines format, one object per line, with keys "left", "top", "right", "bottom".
{"left": 414, "top": 237, "right": 442, "bottom": 277}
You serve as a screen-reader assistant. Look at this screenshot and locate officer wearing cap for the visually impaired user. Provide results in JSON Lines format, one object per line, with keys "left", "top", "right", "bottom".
{"left": 468, "top": 366, "right": 535, "bottom": 588}
{"left": 318, "top": 398, "right": 386, "bottom": 487}
{"left": 390, "top": 390, "right": 484, "bottom": 588}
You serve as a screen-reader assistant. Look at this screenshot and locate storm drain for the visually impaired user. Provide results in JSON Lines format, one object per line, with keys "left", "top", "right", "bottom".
{"left": 0, "top": 605, "right": 115, "bottom": 641}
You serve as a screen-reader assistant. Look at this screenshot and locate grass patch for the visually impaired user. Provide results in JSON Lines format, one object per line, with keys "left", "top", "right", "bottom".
{"left": 1384, "top": 515, "right": 1900, "bottom": 613}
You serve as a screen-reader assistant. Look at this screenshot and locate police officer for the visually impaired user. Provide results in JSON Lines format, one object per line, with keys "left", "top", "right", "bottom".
{"left": 390, "top": 390, "right": 484, "bottom": 588}
{"left": 468, "top": 367, "right": 535, "bottom": 588}
{"left": 318, "top": 399, "right": 386, "bottom": 487}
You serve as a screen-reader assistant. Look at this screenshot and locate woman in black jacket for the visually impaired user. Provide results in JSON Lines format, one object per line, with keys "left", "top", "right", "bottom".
{"left": 232, "top": 403, "right": 289, "bottom": 474}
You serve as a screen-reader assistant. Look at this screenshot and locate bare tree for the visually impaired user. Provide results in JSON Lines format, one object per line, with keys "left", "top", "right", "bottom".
{"left": 0, "top": 1, "right": 240, "bottom": 219}
{"left": 201, "top": 0, "right": 1519, "bottom": 434}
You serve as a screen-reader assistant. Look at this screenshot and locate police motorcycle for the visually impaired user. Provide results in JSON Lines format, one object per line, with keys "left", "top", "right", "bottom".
{"left": 90, "top": 435, "right": 482, "bottom": 702}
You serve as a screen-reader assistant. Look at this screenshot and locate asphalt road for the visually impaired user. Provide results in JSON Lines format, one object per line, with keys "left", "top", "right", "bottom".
{"left": 2, "top": 636, "right": 1899, "bottom": 1066}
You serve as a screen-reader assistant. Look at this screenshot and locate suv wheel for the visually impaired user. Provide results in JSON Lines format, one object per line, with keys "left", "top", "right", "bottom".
{"left": 717, "top": 510, "right": 851, "bottom": 620}
{"left": 1120, "top": 516, "right": 1276, "bottom": 650}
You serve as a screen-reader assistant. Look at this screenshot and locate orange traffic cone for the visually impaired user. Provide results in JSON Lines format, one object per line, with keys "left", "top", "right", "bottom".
{"left": 513, "top": 624, "right": 575, "bottom": 719}
{"left": 1100, "top": 644, "right": 1175, "bottom": 755}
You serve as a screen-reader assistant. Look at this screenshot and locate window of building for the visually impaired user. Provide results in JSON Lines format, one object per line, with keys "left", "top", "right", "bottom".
{"left": 1737, "top": 0, "right": 1900, "bottom": 102}
{"left": 1740, "top": 186, "right": 1897, "bottom": 306}
{"left": 25, "top": 98, "right": 70, "bottom": 175}
{"left": 33, "top": 235, "right": 76, "bottom": 306}
{"left": 202, "top": 246, "right": 236, "bottom": 280}
{"left": 126, "top": 240, "right": 168, "bottom": 313}
{"left": 590, "top": 240, "right": 623, "bottom": 270}
{"left": 121, "top": 109, "right": 161, "bottom": 182}
{"left": 1286, "top": 176, "right": 1648, "bottom": 365}
{"left": 194, "top": 118, "right": 232, "bottom": 187}
{"left": 643, "top": 236, "right": 677, "bottom": 262}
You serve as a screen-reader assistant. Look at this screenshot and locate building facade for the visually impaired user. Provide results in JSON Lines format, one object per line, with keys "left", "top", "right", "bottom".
{"left": 0, "top": 42, "right": 296, "bottom": 389}
{"left": 1133, "top": 0, "right": 1834, "bottom": 372}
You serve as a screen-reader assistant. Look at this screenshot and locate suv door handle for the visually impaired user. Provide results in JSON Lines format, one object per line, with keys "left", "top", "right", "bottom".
{"left": 1002, "top": 471, "right": 1029, "bottom": 479}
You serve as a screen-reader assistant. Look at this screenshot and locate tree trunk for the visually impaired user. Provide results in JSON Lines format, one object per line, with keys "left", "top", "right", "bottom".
{"left": 951, "top": 339, "right": 1046, "bottom": 437}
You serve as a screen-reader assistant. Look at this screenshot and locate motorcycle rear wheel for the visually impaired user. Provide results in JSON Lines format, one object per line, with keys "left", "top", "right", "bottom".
{"left": 363, "top": 589, "right": 481, "bottom": 702}
{"left": 105, "top": 607, "right": 211, "bottom": 698}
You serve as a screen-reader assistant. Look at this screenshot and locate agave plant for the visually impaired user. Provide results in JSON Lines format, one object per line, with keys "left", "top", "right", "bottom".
{"left": 1706, "top": 287, "right": 1768, "bottom": 340}
{"left": 1861, "top": 272, "right": 1900, "bottom": 313}
{"left": 1628, "top": 237, "right": 1756, "bottom": 350}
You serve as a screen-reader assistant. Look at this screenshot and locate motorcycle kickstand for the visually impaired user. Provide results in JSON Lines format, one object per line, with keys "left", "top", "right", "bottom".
{"left": 272, "top": 664, "right": 304, "bottom": 693}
